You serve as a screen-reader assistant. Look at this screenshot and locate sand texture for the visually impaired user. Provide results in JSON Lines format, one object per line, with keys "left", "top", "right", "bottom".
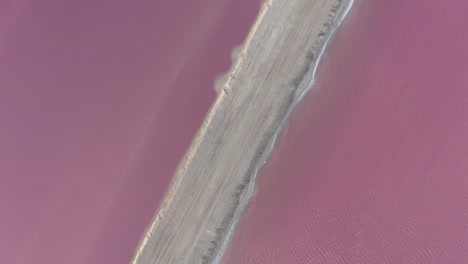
{"left": 132, "top": 1, "right": 353, "bottom": 263}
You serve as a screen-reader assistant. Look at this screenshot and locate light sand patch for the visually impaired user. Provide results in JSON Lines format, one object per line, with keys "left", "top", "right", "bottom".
{"left": 132, "top": 1, "right": 354, "bottom": 263}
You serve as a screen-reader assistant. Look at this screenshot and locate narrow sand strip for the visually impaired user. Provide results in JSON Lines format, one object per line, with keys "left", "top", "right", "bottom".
{"left": 133, "top": 1, "right": 354, "bottom": 263}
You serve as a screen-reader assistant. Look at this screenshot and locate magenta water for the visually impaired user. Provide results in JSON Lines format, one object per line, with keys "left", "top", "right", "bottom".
{"left": 223, "top": 0, "right": 468, "bottom": 263}
{"left": 0, "top": 1, "right": 260, "bottom": 263}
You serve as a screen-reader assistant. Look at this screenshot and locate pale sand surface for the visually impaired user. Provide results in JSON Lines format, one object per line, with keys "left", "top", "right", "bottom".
{"left": 133, "top": 1, "right": 353, "bottom": 263}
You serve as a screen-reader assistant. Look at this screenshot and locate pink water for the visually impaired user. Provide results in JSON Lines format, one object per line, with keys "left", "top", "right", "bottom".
{"left": 223, "top": 0, "right": 468, "bottom": 263}
{"left": 0, "top": 1, "right": 260, "bottom": 263}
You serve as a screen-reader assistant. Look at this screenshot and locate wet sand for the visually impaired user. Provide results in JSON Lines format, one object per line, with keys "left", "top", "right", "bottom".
{"left": 0, "top": 1, "right": 260, "bottom": 263}
{"left": 223, "top": 0, "right": 468, "bottom": 263}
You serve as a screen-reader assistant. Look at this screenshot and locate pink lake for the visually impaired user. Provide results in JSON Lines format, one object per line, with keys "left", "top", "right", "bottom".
{"left": 223, "top": 0, "right": 468, "bottom": 263}
{"left": 0, "top": 1, "right": 260, "bottom": 263}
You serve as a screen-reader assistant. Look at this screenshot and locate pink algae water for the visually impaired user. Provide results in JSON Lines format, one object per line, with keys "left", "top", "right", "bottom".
{"left": 0, "top": 1, "right": 260, "bottom": 263}
{"left": 223, "top": 0, "right": 468, "bottom": 263}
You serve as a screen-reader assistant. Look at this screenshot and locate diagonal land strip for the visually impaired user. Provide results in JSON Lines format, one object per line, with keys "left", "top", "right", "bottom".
{"left": 133, "top": 0, "right": 353, "bottom": 263}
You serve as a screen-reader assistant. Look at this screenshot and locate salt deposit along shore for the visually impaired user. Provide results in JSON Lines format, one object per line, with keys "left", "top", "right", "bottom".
{"left": 132, "top": 1, "right": 354, "bottom": 263}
